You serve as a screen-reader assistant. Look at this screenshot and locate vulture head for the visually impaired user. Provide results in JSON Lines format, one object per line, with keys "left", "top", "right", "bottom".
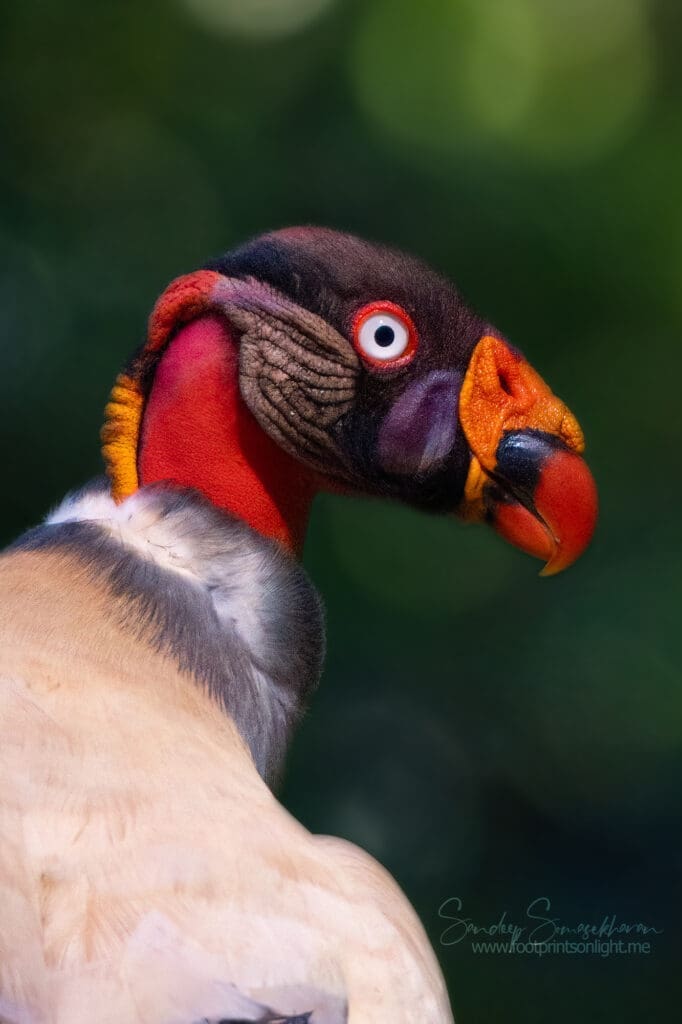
{"left": 103, "top": 227, "right": 597, "bottom": 574}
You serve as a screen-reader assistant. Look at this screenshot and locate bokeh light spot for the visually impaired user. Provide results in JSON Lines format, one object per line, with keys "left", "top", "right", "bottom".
{"left": 350, "top": 0, "right": 654, "bottom": 164}
{"left": 179, "top": 0, "right": 337, "bottom": 39}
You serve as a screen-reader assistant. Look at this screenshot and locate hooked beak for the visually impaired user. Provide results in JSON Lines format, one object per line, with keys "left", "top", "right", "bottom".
{"left": 458, "top": 336, "right": 598, "bottom": 575}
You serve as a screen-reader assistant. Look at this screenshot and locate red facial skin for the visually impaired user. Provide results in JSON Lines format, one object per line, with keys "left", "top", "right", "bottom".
{"left": 123, "top": 266, "right": 598, "bottom": 573}
{"left": 138, "top": 314, "right": 320, "bottom": 556}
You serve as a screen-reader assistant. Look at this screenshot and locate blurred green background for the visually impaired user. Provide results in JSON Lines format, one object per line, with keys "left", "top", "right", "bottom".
{"left": 1, "top": 0, "right": 680, "bottom": 1020}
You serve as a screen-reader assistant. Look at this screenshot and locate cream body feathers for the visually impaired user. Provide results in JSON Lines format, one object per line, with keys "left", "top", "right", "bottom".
{"left": 0, "top": 484, "right": 451, "bottom": 1024}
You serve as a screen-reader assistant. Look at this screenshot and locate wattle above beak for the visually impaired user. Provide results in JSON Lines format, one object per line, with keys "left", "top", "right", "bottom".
{"left": 458, "top": 335, "right": 598, "bottom": 575}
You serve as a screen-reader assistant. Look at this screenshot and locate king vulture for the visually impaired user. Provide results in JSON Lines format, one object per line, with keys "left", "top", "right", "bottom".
{"left": 0, "top": 228, "right": 597, "bottom": 1024}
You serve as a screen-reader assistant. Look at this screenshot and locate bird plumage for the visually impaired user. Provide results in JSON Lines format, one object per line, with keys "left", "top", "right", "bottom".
{"left": 0, "top": 482, "right": 449, "bottom": 1023}
{"left": 0, "top": 226, "right": 598, "bottom": 1022}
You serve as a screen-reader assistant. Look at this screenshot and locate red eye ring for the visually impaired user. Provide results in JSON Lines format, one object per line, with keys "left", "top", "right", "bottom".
{"left": 351, "top": 300, "right": 419, "bottom": 371}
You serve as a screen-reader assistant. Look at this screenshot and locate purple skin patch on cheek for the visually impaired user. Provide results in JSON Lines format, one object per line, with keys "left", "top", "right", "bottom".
{"left": 377, "top": 370, "right": 462, "bottom": 476}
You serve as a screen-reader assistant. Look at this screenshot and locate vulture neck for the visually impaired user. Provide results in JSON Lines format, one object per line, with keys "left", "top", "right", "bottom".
{"left": 138, "top": 314, "right": 318, "bottom": 556}
{"left": 37, "top": 482, "right": 325, "bottom": 783}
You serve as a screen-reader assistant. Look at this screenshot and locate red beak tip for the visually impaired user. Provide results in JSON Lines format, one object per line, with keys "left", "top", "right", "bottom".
{"left": 491, "top": 448, "right": 598, "bottom": 576}
{"left": 535, "top": 451, "right": 598, "bottom": 576}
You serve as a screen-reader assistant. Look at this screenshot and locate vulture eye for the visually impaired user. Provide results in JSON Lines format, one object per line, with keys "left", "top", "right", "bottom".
{"left": 352, "top": 301, "right": 418, "bottom": 369}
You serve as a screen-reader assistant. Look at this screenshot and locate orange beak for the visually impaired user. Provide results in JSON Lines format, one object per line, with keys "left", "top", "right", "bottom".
{"left": 459, "top": 336, "right": 598, "bottom": 575}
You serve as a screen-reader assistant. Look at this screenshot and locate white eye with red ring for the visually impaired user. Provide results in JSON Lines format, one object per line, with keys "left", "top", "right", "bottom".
{"left": 352, "top": 301, "right": 418, "bottom": 370}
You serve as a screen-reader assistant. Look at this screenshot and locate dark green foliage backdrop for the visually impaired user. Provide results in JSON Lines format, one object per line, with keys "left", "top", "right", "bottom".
{"left": 1, "top": 1, "right": 679, "bottom": 1020}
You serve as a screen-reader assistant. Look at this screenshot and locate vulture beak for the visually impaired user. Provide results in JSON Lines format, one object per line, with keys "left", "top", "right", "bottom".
{"left": 458, "top": 335, "right": 598, "bottom": 575}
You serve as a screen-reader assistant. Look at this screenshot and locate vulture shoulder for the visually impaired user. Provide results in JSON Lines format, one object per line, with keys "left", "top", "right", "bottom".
{"left": 0, "top": 483, "right": 451, "bottom": 1024}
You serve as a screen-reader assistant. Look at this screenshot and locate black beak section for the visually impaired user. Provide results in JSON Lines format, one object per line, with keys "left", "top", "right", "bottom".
{"left": 485, "top": 430, "right": 599, "bottom": 576}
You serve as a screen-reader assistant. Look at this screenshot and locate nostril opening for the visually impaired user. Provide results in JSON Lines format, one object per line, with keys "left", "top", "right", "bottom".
{"left": 498, "top": 370, "right": 513, "bottom": 396}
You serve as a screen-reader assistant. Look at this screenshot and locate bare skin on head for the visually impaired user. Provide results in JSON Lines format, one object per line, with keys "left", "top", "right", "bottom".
{"left": 0, "top": 228, "right": 597, "bottom": 1023}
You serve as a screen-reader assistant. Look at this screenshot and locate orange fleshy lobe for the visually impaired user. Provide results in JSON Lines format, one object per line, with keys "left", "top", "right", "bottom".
{"left": 101, "top": 373, "right": 145, "bottom": 502}
{"left": 102, "top": 271, "right": 224, "bottom": 505}
{"left": 459, "top": 336, "right": 584, "bottom": 474}
{"left": 147, "top": 270, "right": 223, "bottom": 351}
